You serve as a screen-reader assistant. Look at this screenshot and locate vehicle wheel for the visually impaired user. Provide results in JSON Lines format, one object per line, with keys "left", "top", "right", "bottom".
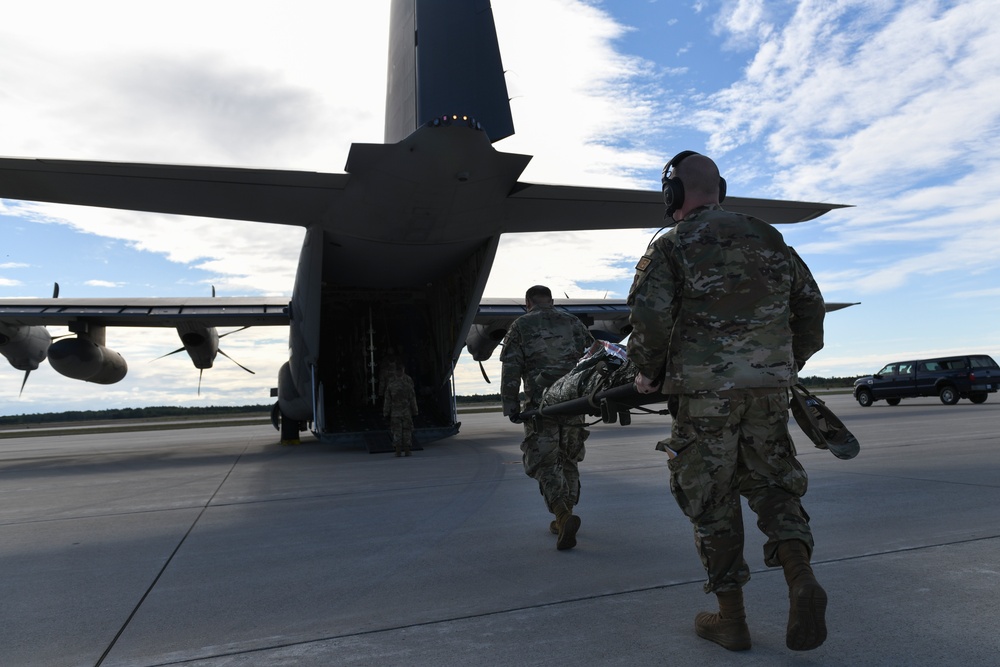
{"left": 886, "top": 397, "right": 901, "bottom": 406}
{"left": 856, "top": 388, "right": 874, "bottom": 407}
{"left": 969, "top": 392, "right": 988, "bottom": 404}
{"left": 939, "top": 385, "right": 959, "bottom": 405}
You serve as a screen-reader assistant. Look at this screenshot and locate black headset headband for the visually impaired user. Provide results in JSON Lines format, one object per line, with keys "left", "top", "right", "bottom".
{"left": 667, "top": 150, "right": 700, "bottom": 173}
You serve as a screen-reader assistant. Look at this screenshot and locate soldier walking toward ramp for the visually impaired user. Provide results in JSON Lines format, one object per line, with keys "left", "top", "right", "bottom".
{"left": 383, "top": 362, "right": 419, "bottom": 457}
{"left": 501, "top": 285, "right": 595, "bottom": 550}
{"left": 628, "top": 151, "right": 829, "bottom": 652}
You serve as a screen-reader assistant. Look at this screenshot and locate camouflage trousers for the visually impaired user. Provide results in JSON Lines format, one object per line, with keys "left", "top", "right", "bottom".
{"left": 388, "top": 413, "right": 414, "bottom": 453}
{"left": 520, "top": 414, "right": 589, "bottom": 515}
{"left": 664, "top": 388, "right": 813, "bottom": 593}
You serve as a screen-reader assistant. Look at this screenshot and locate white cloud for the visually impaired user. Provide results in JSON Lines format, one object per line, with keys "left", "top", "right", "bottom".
{"left": 485, "top": 229, "right": 653, "bottom": 299}
{"left": 691, "top": 1, "right": 1000, "bottom": 187}
{"left": 493, "top": 0, "right": 664, "bottom": 187}
{"left": 0, "top": 1, "right": 388, "bottom": 169}
{"left": 715, "top": 0, "right": 773, "bottom": 45}
{"left": 670, "top": 0, "right": 1000, "bottom": 311}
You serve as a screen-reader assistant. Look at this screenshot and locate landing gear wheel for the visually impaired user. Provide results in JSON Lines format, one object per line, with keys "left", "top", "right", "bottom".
{"left": 272, "top": 403, "right": 302, "bottom": 445}
{"left": 270, "top": 402, "right": 282, "bottom": 431}
{"left": 886, "top": 397, "right": 901, "bottom": 406}
{"left": 969, "top": 392, "right": 988, "bottom": 404}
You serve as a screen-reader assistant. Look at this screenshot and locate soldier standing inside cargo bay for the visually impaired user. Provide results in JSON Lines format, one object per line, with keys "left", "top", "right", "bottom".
{"left": 383, "top": 362, "right": 419, "bottom": 457}
{"left": 627, "top": 152, "right": 829, "bottom": 652}
{"left": 501, "top": 285, "right": 594, "bottom": 551}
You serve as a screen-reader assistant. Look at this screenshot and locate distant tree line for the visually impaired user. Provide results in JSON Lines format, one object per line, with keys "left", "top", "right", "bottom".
{"left": 0, "top": 404, "right": 271, "bottom": 426}
{"left": 456, "top": 394, "right": 505, "bottom": 404}
{"left": 455, "top": 375, "right": 860, "bottom": 406}
{"left": 798, "top": 375, "right": 862, "bottom": 389}
{"left": 1, "top": 376, "right": 861, "bottom": 425}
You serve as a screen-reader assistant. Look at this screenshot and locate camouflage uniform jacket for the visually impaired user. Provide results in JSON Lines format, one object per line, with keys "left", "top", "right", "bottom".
{"left": 626, "top": 205, "right": 825, "bottom": 392}
{"left": 500, "top": 305, "right": 595, "bottom": 414}
{"left": 383, "top": 374, "right": 418, "bottom": 417}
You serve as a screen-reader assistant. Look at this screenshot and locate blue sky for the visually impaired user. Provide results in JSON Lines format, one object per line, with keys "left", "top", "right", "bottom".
{"left": 2, "top": 0, "right": 999, "bottom": 415}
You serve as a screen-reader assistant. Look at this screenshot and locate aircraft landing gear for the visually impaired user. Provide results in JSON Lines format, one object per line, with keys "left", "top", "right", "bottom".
{"left": 271, "top": 402, "right": 302, "bottom": 446}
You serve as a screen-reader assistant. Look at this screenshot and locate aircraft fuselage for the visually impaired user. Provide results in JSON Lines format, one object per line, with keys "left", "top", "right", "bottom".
{"left": 279, "top": 121, "right": 525, "bottom": 443}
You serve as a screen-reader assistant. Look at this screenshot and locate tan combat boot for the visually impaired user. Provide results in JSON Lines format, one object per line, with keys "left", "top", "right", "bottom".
{"left": 695, "top": 589, "right": 752, "bottom": 651}
{"left": 554, "top": 503, "right": 581, "bottom": 551}
{"left": 777, "top": 539, "right": 828, "bottom": 651}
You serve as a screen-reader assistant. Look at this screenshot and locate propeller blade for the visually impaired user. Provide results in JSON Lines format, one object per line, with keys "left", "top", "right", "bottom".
{"left": 218, "top": 349, "right": 255, "bottom": 374}
{"left": 19, "top": 370, "right": 30, "bottom": 397}
{"left": 479, "top": 361, "right": 491, "bottom": 384}
{"left": 218, "top": 325, "right": 251, "bottom": 339}
{"left": 198, "top": 368, "right": 203, "bottom": 396}
{"left": 152, "top": 347, "right": 186, "bottom": 362}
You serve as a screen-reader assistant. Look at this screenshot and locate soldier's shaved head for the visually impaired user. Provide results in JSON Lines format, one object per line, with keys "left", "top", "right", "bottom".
{"left": 675, "top": 154, "right": 721, "bottom": 202}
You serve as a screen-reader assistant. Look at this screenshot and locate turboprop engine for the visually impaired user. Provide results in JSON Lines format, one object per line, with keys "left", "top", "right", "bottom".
{"left": 464, "top": 322, "right": 511, "bottom": 384}
{"left": 0, "top": 323, "right": 52, "bottom": 371}
{"left": 156, "top": 322, "right": 254, "bottom": 394}
{"left": 172, "top": 321, "right": 220, "bottom": 369}
{"left": 465, "top": 322, "right": 508, "bottom": 362}
{"left": 47, "top": 325, "right": 127, "bottom": 384}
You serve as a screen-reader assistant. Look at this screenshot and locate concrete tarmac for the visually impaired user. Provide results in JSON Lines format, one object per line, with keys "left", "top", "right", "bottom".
{"left": 2, "top": 395, "right": 998, "bottom": 666}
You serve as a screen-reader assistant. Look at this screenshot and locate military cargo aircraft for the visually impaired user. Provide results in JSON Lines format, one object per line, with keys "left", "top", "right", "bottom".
{"left": 0, "top": 0, "right": 846, "bottom": 447}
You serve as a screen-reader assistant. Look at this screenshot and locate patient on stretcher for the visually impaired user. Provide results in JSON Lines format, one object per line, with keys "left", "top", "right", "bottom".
{"left": 539, "top": 340, "right": 638, "bottom": 411}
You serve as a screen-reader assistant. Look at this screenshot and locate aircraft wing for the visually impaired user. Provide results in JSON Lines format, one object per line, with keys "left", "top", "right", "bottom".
{"left": 0, "top": 158, "right": 348, "bottom": 226}
{"left": 465, "top": 298, "right": 631, "bottom": 364}
{"left": 0, "top": 297, "right": 290, "bottom": 328}
{"left": 476, "top": 297, "right": 856, "bottom": 327}
{"left": 468, "top": 297, "right": 857, "bottom": 364}
{"left": 824, "top": 302, "right": 860, "bottom": 312}
{"left": 0, "top": 292, "right": 853, "bottom": 331}
{"left": 0, "top": 297, "right": 857, "bottom": 338}
{"left": 476, "top": 298, "right": 629, "bottom": 322}
{"left": 503, "top": 183, "right": 850, "bottom": 229}
{"left": 475, "top": 298, "right": 632, "bottom": 342}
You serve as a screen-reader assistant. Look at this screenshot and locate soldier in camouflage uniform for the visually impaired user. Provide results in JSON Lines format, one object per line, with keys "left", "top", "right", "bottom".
{"left": 383, "top": 362, "right": 419, "bottom": 457}
{"left": 627, "top": 152, "right": 828, "bottom": 652}
{"left": 501, "top": 285, "right": 595, "bottom": 550}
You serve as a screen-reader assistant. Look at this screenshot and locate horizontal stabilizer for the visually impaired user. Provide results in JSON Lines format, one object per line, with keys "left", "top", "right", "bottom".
{"left": 503, "top": 183, "right": 850, "bottom": 231}
{"left": 0, "top": 158, "right": 348, "bottom": 225}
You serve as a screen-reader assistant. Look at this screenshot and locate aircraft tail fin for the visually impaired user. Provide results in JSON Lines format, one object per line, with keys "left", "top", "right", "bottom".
{"left": 385, "top": 0, "right": 515, "bottom": 144}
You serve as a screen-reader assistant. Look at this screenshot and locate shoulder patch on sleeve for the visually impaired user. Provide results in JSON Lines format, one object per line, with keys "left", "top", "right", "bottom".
{"left": 636, "top": 256, "right": 652, "bottom": 272}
